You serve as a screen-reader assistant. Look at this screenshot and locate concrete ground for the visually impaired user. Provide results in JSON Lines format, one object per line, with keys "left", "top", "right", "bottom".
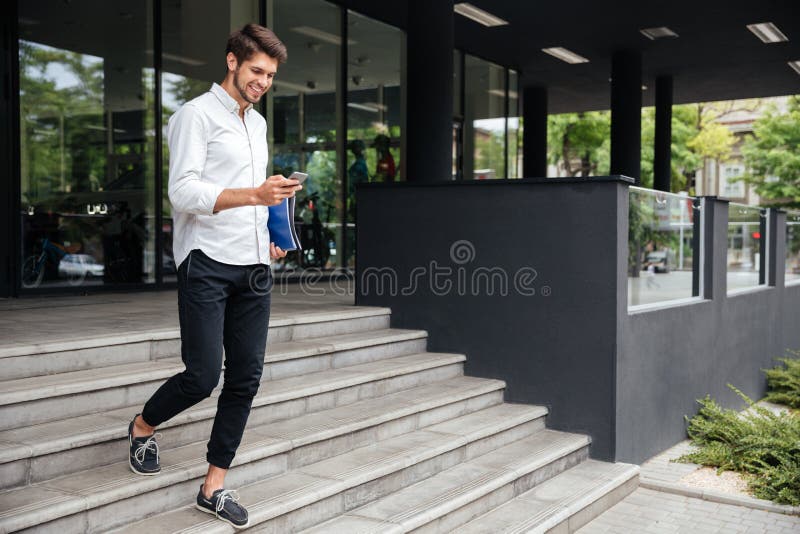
{"left": 577, "top": 487, "right": 800, "bottom": 534}
{"left": 578, "top": 439, "right": 800, "bottom": 533}
{"left": 0, "top": 281, "right": 355, "bottom": 350}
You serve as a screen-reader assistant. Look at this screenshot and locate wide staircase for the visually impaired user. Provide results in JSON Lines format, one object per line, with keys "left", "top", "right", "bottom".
{"left": 0, "top": 304, "right": 638, "bottom": 533}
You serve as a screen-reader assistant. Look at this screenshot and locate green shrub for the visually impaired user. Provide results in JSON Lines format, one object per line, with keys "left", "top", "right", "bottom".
{"left": 678, "top": 386, "right": 800, "bottom": 505}
{"left": 764, "top": 353, "right": 800, "bottom": 409}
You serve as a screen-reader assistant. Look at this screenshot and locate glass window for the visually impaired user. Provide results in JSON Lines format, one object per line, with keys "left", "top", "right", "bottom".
{"left": 507, "top": 69, "right": 521, "bottom": 179}
{"left": 727, "top": 203, "right": 764, "bottom": 292}
{"left": 346, "top": 11, "right": 403, "bottom": 267}
{"left": 19, "top": 1, "right": 155, "bottom": 289}
{"left": 721, "top": 163, "right": 745, "bottom": 198}
{"left": 160, "top": 0, "right": 259, "bottom": 282}
{"left": 464, "top": 54, "right": 506, "bottom": 180}
{"left": 628, "top": 187, "right": 700, "bottom": 308}
{"left": 268, "top": 0, "right": 342, "bottom": 272}
{"left": 786, "top": 210, "right": 800, "bottom": 284}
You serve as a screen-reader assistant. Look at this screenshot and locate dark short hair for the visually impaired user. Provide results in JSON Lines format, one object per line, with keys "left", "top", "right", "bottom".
{"left": 226, "top": 23, "right": 287, "bottom": 67}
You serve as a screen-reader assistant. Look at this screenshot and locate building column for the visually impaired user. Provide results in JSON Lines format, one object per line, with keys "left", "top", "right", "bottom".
{"left": 1, "top": 4, "right": 19, "bottom": 297}
{"left": 653, "top": 75, "right": 673, "bottom": 192}
{"left": 610, "top": 50, "right": 642, "bottom": 183}
{"left": 522, "top": 86, "right": 548, "bottom": 178}
{"left": 405, "top": 0, "right": 454, "bottom": 182}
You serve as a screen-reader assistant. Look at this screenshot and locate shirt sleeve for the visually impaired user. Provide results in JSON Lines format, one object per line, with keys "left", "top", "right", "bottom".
{"left": 167, "top": 104, "right": 224, "bottom": 216}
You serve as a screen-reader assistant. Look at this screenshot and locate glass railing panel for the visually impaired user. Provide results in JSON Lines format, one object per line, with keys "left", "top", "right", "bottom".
{"left": 727, "top": 203, "right": 765, "bottom": 292}
{"left": 786, "top": 210, "right": 800, "bottom": 284}
{"left": 628, "top": 187, "right": 700, "bottom": 307}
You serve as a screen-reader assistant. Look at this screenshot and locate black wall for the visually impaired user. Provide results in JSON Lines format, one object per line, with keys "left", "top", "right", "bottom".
{"left": 356, "top": 182, "right": 800, "bottom": 464}
{"left": 356, "top": 177, "right": 631, "bottom": 460}
{"left": 617, "top": 201, "right": 800, "bottom": 463}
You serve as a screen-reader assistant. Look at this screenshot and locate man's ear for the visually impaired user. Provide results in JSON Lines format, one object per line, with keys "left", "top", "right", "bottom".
{"left": 226, "top": 52, "right": 238, "bottom": 73}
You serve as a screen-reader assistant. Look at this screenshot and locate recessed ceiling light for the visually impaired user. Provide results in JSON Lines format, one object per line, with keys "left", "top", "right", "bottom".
{"left": 542, "top": 47, "right": 589, "bottom": 64}
{"left": 454, "top": 3, "right": 508, "bottom": 27}
{"left": 746, "top": 22, "right": 788, "bottom": 43}
{"left": 789, "top": 60, "right": 800, "bottom": 75}
{"left": 291, "top": 26, "right": 355, "bottom": 46}
{"left": 640, "top": 27, "right": 678, "bottom": 40}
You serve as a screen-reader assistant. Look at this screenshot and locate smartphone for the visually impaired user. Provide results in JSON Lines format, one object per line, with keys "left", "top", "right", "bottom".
{"left": 287, "top": 171, "right": 308, "bottom": 185}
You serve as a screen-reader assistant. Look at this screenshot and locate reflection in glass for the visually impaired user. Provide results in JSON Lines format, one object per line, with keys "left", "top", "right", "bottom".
{"left": 628, "top": 187, "right": 699, "bottom": 307}
{"left": 727, "top": 202, "right": 765, "bottom": 291}
{"left": 268, "top": 0, "right": 341, "bottom": 272}
{"left": 160, "top": 0, "right": 259, "bottom": 282}
{"left": 727, "top": 203, "right": 764, "bottom": 292}
{"left": 19, "top": 1, "right": 155, "bottom": 289}
{"left": 507, "top": 69, "right": 521, "bottom": 179}
{"left": 787, "top": 211, "right": 800, "bottom": 284}
{"left": 346, "top": 11, "right": 403, "bottom": 267}
{"left": 464, "top": 54, "right": 506, "bottom": 180}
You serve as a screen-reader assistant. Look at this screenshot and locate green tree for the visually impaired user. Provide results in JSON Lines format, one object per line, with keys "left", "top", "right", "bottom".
{"left": 740, "top": 96, "right": 800, "bottom": 208}
{"left": 547, "top": 111, "right": 610, "bottom": 177}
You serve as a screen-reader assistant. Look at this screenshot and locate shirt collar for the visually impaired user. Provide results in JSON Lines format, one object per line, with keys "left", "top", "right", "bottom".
{"left": 210, "top": 82, "right": 253, "bottom": 115}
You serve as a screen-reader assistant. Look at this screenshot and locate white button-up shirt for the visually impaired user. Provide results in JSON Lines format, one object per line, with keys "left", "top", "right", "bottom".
{"left": 167, "top": 83, "right": 270, "bottom": 268}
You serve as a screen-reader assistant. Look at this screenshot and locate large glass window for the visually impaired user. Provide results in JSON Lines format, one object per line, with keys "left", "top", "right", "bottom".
{"left": 268, "top": 0, "right": 342, "bottom": 272}
{"left": 19, "top": 1, "right": 156, "bottom": 289}
{"left": 464, "top": 54, "right": 506, "bottom": 180}
{"left": 160, "top": 0, "right": 259, "bottom": 282}
{"left": 346, "top": 11, "right": 403, "bottom": 267}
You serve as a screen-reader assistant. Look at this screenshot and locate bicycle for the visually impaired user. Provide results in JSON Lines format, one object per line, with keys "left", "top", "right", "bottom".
{"left": 21, "top": 238, "right": 78, "bottom": 288}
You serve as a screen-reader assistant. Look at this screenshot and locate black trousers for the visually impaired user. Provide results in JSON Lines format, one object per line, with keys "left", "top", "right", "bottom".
{"left": 142, "top": 249, "right": 272, "bottom": 469}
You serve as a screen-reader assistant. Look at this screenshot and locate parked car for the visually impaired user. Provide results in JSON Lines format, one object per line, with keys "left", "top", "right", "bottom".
{"left": 58, "top": 254, "right": 104, "bottom": 279}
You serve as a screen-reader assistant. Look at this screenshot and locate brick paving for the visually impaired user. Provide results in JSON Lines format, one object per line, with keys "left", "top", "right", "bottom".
{"left": 577, "top": 487, "right": 800, "bottom": 533}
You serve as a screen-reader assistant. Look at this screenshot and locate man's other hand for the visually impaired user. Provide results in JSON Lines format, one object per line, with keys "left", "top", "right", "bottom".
{"left": 270, "top": 242, "right": 287, "bottom": 259}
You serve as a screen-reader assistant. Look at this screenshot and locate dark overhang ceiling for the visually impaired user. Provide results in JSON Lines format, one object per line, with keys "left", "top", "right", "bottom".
{"left": 340, "top": 0, "right": 800, "bottom": 114}
{"left": 453, "top": 0, "right": 800, "bottom": 113}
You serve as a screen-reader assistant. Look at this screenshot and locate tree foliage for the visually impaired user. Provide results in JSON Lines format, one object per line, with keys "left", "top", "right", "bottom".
{"left": 741, "top": 96, "right": 800, "bottom": 208}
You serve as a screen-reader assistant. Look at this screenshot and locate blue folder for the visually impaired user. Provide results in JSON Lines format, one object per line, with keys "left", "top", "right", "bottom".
{"left": 267, "top": 196, "right": 302, "bottom": 251}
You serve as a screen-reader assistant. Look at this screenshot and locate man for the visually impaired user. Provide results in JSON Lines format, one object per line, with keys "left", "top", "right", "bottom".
{"left": 126, "top": 24, "right": 300, "bottom": 529}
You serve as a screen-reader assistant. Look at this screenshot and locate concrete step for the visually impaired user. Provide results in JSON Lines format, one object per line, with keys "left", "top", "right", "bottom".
{"left": 0, "top": 351, "right": 469, "bottom": 488}
{"left": 301, "top": 430, "right": 601, "bottom": 534}
{"left": 1, "top": 403, "right": 549, "bottom": 533}
{"left": 456, "top": 460, "right": 639, "bottom": 534}
{"left": 0, "top": 306, "right": 392, "bottom": 381}
{"left": 0, "top": 328, "right": 429, "bottom": 430}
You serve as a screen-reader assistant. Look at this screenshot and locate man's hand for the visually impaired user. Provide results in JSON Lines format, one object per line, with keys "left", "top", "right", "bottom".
{"left": 270, "top": 242, "right": 287, "bottom": 259}
{"left": 256, "top": 175, "right": 302, "bottom": 206}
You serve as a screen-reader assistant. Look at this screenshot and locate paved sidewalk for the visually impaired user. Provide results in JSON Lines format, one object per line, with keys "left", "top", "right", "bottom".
{"left": 576, "top": 487, "right": 800, "bottom": 534}
{"left": 578, "top": 436, "right": 799, "bottom": 533}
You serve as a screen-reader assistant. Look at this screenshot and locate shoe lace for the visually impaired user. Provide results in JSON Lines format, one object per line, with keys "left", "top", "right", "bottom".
{"left": 214, "top": 489, "right": 241, "bottom": 516}
{"left": 134, "top": 432, "right": 161, "bottom": 465}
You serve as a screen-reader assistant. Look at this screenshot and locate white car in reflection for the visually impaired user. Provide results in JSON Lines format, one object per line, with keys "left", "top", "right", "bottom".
{"left": 58, "top": 254, "right": 104, "bottom": 279}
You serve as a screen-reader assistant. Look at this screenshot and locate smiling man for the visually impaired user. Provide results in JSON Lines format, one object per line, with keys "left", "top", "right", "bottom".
{"left": 125, "top": 24, "right": 300, "bottom": 529}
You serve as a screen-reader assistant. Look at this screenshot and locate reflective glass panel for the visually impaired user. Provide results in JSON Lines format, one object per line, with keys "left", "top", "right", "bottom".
{"left": 19, "top": 1, "right": 156, "bottom": 289}
{"left": 269, "top": 0, "right": 341, "bottom": 272}
{"left": 346, "top": 10, "right": 403, "bottom": 267}
{"left": 464, "top": 54, "right": 505, "bottom": 180}
{"left": 785, "top": 210, "right": 800, "bottom": 284}
{"left": 628, "top": 187, "right": 700, "bottom": 307}
{"left": 727, "top": 203, "right": 764, "bottom": 292}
